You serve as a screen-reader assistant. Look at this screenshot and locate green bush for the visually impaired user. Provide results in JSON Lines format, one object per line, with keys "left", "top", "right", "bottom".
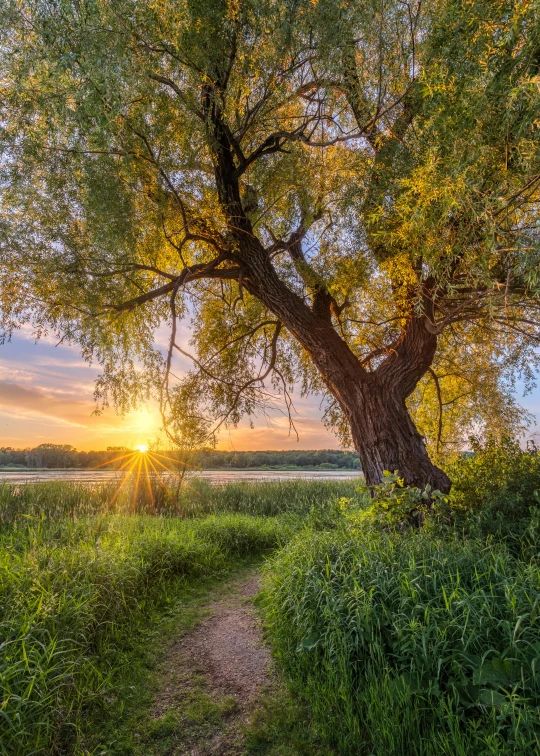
{"left": 263, "top": 528, "right": 540, "bottom": 755}
{"left": 351, "top": 470, "right": 448, "bottom": 529}
{"left": 447, "top": 438, "right": 540, "bottom": 547}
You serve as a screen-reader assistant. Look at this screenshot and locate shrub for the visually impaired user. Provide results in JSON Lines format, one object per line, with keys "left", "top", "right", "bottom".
{"left": 447, "top": 437, "right": 540, "bottom": 547}
{"left": 352, "top": 470, "right": 448, "bottom": 529}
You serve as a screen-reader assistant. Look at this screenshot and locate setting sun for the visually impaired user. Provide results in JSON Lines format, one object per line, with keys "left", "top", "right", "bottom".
{"left": 135, "top": 444, "right": 149, "bottom": 453}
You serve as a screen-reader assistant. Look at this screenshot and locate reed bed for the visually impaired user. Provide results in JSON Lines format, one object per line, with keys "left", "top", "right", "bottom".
{"left": 0, "top": 477, "right": 358, "bottom": 521}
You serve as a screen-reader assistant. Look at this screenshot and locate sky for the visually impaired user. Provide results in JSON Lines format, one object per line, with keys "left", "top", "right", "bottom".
{"left": 1, "top": 323, "right": 539, "bottom": 451}
{"left": 0, "top": 323, "right": 339, "bottom": 451}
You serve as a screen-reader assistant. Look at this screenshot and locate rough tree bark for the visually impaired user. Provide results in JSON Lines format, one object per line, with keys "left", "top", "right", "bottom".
{"left": 334, "top": 372, "right": 451, "bottom": 492}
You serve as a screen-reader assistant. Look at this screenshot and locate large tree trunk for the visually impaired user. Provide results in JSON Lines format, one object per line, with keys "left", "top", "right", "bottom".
{"left": 337, "top": 376, "right": 451, "bottom": 492}
{"left": 239, "top": 242, "right": 451, "bottom": 492}
{"left": 242, "top": 252, "right": 450, "bottom": 491}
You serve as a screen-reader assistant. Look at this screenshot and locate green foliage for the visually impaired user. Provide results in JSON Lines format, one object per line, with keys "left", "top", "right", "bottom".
{"left": 347, "top": 439, "right": 540, "bottom": 539}
{"left": 1, "top": 0, "right": 539, "bottom": 453}
{"left": 446, "top": 438, "right": 540, "bottom": 546}
{"left": 263, "top": 528, "right": 540, "bottom": 754}
{"left": 0, "top": 446, "right": 361, "bottom": 470}
{"left": 352, "top": 470, "right": 448, "bottom": 528}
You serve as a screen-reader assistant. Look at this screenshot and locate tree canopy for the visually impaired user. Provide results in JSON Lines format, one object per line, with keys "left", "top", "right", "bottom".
{"left": 1, "top": 0, "right": 539, "bottom": 486}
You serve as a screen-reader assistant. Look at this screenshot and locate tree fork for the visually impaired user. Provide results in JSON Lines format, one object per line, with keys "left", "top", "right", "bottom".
{"left": 241, "top": 255, "right": 451, "bottom": 492}
{"left": 242, "top": 251, "right": 451, "bottom": 492}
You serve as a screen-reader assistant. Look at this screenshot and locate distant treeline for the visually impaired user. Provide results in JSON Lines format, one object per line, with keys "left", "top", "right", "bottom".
{"left": 0, "top": 444, "right": 360, "bottom": 470}
{"left": 193, "top": 449, "right": 360, "bottom": 469}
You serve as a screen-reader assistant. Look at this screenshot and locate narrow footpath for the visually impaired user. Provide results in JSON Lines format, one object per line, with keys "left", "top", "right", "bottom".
{"left": 137, "top": 570, "right": 273, "bottom": 755}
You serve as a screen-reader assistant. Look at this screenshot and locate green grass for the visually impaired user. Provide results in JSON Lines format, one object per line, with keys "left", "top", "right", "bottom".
{"left": 262, "top": 527, "right": 540, "bottom": 755}
{"left": 105, "top": 565, "right": 257, "bottom": 756}
{"left": 243, "top": 680, "right": 336, "bottom": 755}
{"left": 0, "top": 513, "right": 284, "bottom": 755}
{"left": 3, "top": 465, "right": 539, "bottom": 755}
{"left": 0, "top": 477, "right": 358, "bottom": 519}
{"left": 0, "top": 478, "right": 353, "bottom": 755}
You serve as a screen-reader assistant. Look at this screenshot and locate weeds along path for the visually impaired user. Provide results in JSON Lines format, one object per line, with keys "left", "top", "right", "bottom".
{"left": 138, "top": 568, "right": 272, "bottom": 755}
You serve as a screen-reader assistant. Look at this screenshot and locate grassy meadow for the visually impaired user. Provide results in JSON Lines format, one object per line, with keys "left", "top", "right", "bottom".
{"left": 1, "top": 444, "right": 539, "bottom": 755}
{"left": 0, "top": 478, "right": 354, "bottom": 754}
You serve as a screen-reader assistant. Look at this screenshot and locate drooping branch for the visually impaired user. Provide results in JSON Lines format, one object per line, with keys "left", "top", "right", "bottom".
{"left": 148, "top": 73, "right": 205, "bottom": 119}
{"left": 166, "top": 319, "right": 285, "bottom": 443}
{"left": 210, "top": 321, "right": 283, "bottom": 433}
{"left": 428, "top": 367, "right": 443, "bottom": 455}
{"left": 161, "top": 275, "right": 184, "bottom": 428}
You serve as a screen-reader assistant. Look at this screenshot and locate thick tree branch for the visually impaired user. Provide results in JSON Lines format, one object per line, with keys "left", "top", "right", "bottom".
{"left": 375, "top": 281, "right": 438, "bottom": 397}
{"left": 108, "top": 259, "right": 242, "bottom": 313}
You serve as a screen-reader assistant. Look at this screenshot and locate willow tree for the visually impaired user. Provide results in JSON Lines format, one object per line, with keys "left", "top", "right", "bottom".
{"left": 1, "top": 0, "right": 540, "bottom": 490}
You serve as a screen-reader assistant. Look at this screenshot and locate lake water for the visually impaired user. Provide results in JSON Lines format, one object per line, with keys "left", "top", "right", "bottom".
{"left": 0, "top": 469, "right": 363, "bottom": 485}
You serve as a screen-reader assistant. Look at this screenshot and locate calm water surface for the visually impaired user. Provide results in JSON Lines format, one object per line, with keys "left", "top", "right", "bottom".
{"left": 0, "top": 469, "right": 363, "bottom": 484}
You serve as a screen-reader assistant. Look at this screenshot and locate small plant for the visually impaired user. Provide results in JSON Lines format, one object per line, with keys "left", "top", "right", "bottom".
{"left": 355, "top": 470, "right": 447, "bottom": 529}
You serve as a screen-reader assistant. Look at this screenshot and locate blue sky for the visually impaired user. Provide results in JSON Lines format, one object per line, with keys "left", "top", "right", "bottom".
{"left": 1, "top": 324, "right": 539, "bottom": 451}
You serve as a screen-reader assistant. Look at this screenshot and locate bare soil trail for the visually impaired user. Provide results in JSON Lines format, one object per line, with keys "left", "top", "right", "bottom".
{"left": 140, "top": 568, "right": 273, "bottom": 755}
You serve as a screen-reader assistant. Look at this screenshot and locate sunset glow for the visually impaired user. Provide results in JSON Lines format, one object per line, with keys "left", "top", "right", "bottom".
{"left": 136, "top": 444, "right": 149, "bottom": 453}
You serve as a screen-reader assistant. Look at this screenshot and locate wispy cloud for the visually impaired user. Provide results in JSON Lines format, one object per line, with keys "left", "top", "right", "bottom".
{"left": 0, "top": 381, "right": 93, "bottom": 427}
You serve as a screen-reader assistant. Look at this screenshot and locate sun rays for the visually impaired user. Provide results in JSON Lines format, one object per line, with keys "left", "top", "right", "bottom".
{"left": 89, "top": 446, "right": 203, "bottom": 513}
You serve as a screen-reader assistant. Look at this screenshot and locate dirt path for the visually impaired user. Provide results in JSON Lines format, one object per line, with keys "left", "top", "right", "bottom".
{"left": 143, "top": 570, "right": 272, "bottom": 755}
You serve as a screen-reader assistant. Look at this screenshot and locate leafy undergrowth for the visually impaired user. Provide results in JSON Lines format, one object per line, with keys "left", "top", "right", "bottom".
{"left": 0, "top": 478, "right": 355, "bottom": 755}
{"left": 263, "top": 528, "right": 540, "bottom": 755}
{"left": 446, "top": 437, "right": 540, "bottom": 550}
{"left": 3, "top": 449, "right": 540, "bottom": 755}
{"left": 259, "top": 441, "right": 540, "bottom": 755}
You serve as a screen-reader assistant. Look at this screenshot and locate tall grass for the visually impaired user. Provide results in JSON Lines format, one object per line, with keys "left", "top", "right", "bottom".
{"left": 263, "top": 528, "right": 540, "bottom": 755}
{"left": 0, "top": 477, "right": 358, "bottom": 521}
{"left": 0, "top": 478, "right": 349, "bottom": 755}
{"left": 5, "top": 468, "right": 538, "bottom": 755}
